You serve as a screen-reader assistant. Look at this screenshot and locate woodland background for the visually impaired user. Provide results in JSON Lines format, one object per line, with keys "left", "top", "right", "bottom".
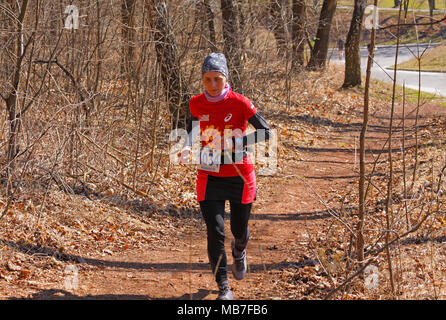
{"left": 1, "top": 0, "right": 446, "bottom": 300}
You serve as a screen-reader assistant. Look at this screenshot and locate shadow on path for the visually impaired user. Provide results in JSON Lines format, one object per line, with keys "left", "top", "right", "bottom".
{"left": 0, "top": 240, "right": 319, "bottom": 274}
{"left": 8, "top": 288, "right": 214, "bottom": 300}
{"left": 292, "top": 140, "right": 446, "bottom": 155}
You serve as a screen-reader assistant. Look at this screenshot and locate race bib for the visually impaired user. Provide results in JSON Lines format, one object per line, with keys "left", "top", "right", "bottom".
{"left": 198, "top": 147, "right": 221, "bottom": 173}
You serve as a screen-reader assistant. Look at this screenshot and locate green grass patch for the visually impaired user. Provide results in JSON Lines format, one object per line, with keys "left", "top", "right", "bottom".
{"left": 369, "top": 78, "right": 446, "bottom": 107}
{"left": 336, "top": 2, "right": 446, "bottom": 46}
{"left": 388, "top": 43, "right": 446, "bottom": 72}
{"left": 376, "top": 31, "right": 446, "bottom": 46}
{"left": 365, "top": 12, "right": 446, "bottom": 46}
{"left": 338, "top": 0, "right": 446, "bottom": 10}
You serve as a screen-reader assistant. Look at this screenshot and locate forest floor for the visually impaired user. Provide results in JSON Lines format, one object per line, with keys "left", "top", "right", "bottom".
{"left": 1, "top": 65, "right": 446, "bottom": 300}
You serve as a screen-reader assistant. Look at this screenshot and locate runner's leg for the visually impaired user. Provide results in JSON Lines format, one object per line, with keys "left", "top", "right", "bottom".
{"left": 199, "top": 200, "right": 227, "bottom": 283}
{"left": 229, "top": 201, "right": 252, "bottom": 252}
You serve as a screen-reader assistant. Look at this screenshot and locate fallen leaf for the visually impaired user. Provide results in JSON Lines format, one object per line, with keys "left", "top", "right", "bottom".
{"left": 19, "top": 270, "right": 31, "bottom": 280}
{"left": 7, "top": 261, "right": 21, "bottom": 272}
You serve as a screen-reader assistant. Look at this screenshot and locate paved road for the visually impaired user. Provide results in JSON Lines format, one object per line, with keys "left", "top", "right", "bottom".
{"left": 329, "top": 43, "right": 446, "bottom": 97}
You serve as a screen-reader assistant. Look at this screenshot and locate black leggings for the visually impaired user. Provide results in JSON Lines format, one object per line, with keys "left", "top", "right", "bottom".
{"left": 199, "top": 200, "right": 252, "bottom": 284}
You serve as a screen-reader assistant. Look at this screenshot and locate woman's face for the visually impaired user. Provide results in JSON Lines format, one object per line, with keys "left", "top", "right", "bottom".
{"left": 202, "top": 71, "right": 227, "bottom": 97}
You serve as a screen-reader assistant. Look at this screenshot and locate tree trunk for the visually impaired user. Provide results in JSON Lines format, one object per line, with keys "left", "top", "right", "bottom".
{"left": 269, "top": 0, "right": 288, "bottom": 56}
{"left": 342, "top": 0, "right": 366, "bottom": 88}
{"left": 147, "top": 0, "right": 190, "bottom": 128}
{"left": 220, "top": 0, "right": 243, "bottom": 93}
{"left": 291, "top": 0, "right": 306, "bottom": 69}
{"left": 2, "top": 0, "right": 29, "bottom": 175}
{"left": 291, "top": 0, "right": 305, "bottom": 70}
{"left": 204, "top": 0, "right": 217, "bottom": 50}
{"left": 428, "top": 0, "right": 435, "bottom": 21}
{"left": 358, "top": 0, "right": 378, "bottom": 273}
{"left": 121, "top": 0, "right": 137, "bottom": 76}
{"left": 6, "top": 95, "right": 19, "bottom": 172}
{"left": 307, "top": 0, "right": 337, "bottom": 70}
{"left": 196, "top": 0, "right": 217, "bottom": 51}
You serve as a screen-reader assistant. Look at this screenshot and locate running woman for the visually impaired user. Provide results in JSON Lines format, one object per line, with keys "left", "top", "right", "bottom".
{"left": 179, "top": 53, "right": 271, "bottom": 300}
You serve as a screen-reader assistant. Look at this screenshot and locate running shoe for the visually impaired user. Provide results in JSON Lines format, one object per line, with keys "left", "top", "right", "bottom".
{"left": 216, "top": 280, "right": 233, "bottom": 300}
{"left": 231, "top": 240, "right": 247, "bottom": 280}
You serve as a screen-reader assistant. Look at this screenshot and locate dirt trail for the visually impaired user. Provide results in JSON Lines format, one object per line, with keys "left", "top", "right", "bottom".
{"left": 7, "top": 129, "right": 355, "bottom": 300}
{"left": 22, "top": 110, "right": 371, "bottom": 300}
{"left": 3, "top": 91, "right": 445, "bottom": 300}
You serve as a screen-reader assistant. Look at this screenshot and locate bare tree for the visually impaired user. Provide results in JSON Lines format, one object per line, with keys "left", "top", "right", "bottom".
{"left": 307, "top": 0, "right": 337, "bottom": 70}
{"left": 220, "top": 0, "right": 244, "bottom": 93}
{"left": 1, "top": 0, "right": 30, "bottom": 177}
{"left": 428, "top": 0, "right": 435, "bottom": 22}
{"left": 357, "top": 0, "right": 377, "bottom": 275}
{"left": 147, "top": 0, "right": 190, "bottom": 128}
{"left": 203, "top": 0, "right": 217, "bottom": 51}
{"left": 195, "top": 0, "right": 218, "bottom": 51}
{"left": 342, "top": 0, "right": 366, "bottom": 88}
{"left": 428, "top": 0, "right": 436, "bottom": 10}
{"left": 269, "top": 0, "right": 288, "bottom": 56}
{"left": 121, "top": 0, "right": 137, "bottom": 75}
{"left": 291, "top": 0, "right": 306, "bottom": 69}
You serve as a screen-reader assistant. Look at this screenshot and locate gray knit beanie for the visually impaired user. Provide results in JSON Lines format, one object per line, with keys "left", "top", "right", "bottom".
{"left": 202, "top": 52, "right": 229, "bottom": 79}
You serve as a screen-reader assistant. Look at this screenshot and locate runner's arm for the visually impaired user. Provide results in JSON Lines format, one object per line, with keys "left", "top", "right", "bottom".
{"left": 234, "top": 112, "right": 270, "bottom": 148}
{"left": 184, "top": 115, "right": 199, "bottom": 148}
